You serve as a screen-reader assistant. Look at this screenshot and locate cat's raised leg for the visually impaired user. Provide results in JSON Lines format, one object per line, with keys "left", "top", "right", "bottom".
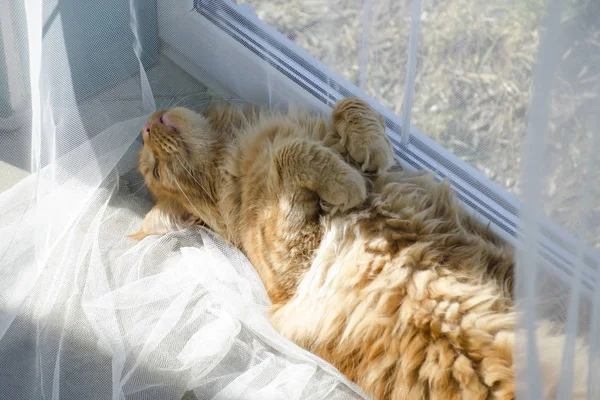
{"left": 248, "top": 138, "right": 367, "bottom": 303}
{"left": 330, "top": 97, "right": 395, "bottom": 174}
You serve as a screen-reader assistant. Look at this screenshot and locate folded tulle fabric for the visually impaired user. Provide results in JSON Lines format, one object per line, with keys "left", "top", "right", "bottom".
{"left": 0, "top": 121, "right": 365, "bottom": 400}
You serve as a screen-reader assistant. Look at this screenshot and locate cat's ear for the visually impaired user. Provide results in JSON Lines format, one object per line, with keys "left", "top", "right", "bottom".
{"left": 128, "top": 201, "right": 199, "bottom": 241}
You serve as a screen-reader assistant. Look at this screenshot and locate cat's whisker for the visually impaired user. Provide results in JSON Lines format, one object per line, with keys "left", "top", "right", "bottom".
{"left": 173, "top": 177, "right": 204, "bottom": 219}
{"left": 127, "top": 179, "right": 147, "bottom": 190}
{"left": 158, "top": 91, "right": 192, "bottom": 110}
{"left": 167, "top": 88, "right": 211, "bottom": 107}
{"left": 162, "top": 97, "right": 176, "bottom": 110}
{"left": 174, "top": 153, "right": 218, "bottom": 205}
{"left": 177, "top": 140, "right": 219, "bottom": 152}
{"left": 158, "top": 96, "right": 260, "bottom": 120}
{"left": 170, "top": 92, "right": 228, "bottom": 109}
{"left": 155, "top": 95, "right": 172, "bottom": 109}
{"left": 178, "top": 97, "right": 258, "bottom": 111}
{"left": 174, "top": 153, "right": 233, "bottom": 235}
{"left": 122, "top": 182, "right": 149, "bottom": 198}
{"left": 170, "top": 93, "right": 205, "bottom": 109}
{"left": 175, "top": 136, "right": 218, "bottom": 147}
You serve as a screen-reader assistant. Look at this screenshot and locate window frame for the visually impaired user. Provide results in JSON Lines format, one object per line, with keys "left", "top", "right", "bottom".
{"left": 158, "top": 0, "right": 598, "bottom": 293}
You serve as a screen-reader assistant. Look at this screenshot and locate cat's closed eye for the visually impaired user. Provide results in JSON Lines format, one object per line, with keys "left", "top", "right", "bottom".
{"left": 153, "top": 161, "right": 160, "bottom": 180}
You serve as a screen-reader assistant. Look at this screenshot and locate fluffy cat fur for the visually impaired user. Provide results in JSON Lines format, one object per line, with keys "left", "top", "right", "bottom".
{"left": 133, "top": 98, "right": 587, "bottom": 399}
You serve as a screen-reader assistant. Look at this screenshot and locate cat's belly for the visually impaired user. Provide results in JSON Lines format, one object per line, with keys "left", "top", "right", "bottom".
{"left": 270, "top": 216, "right": 406, "bottom": 345}
{"left": 269, "top": 216, "right": 517, "bottom": 400}
{"left": 269, "top": 217, "right": 380, "bottom": 380}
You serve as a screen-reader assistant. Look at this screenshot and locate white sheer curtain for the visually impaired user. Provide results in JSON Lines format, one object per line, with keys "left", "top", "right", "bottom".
{"left": 0, "top": 1, "right": 365, "bottom": 399}
{"left": 513, "top": 0, "right": 599, "bottom": 397}
{"left": 0, "top": 0, "right": 598, "bottom": 399}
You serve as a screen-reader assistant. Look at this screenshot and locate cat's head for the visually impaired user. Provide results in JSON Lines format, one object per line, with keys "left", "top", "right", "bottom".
{"left": 130, "top": 107, "right": 223, "bottom": 240}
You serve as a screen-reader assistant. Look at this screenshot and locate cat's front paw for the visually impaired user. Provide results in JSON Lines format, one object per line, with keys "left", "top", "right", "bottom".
{"left": 333, "top": 98, "right": 394, "bottom": 174}
{"left": 318, "top": 166, "right": 367, "bottom": 213}
{"left": 347, "top": 135, "right": 395, "bottom": 175}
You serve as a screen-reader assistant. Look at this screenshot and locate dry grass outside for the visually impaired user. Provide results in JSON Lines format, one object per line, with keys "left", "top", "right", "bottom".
{"left": 246, "top": 0, "right": 600, "bottom": 248}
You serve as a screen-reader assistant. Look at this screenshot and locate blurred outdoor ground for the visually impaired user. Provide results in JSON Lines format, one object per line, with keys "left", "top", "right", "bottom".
{"left": 245, "top": 0, "right": 600, "bottom": 247}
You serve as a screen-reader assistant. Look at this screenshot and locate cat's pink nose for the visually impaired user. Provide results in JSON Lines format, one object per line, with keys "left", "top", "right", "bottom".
{"left": 142, "top": 123, "right": 151, "bottom": 138}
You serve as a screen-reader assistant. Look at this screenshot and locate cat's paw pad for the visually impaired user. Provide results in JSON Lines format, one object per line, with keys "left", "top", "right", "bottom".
{"left": 318, "top": 168, "right": 366, "bottom": 213}
{"left": 347, "top": 136, "right": 394, "bottom": 174}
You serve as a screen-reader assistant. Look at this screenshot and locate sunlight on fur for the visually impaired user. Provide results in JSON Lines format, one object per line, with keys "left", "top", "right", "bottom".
{"left": 133, "top": 98, "right": 588, "bottom": 399}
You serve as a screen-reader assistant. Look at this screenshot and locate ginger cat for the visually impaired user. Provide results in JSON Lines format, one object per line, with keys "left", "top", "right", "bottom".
{"left": 133, "top": 98, "right": 587, "bottom": 399}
